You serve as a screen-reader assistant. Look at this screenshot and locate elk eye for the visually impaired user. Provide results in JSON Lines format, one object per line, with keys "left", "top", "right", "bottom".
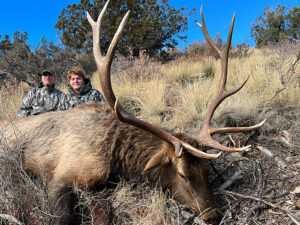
{"left": 178, "top": 172, "right": 186, "bottom": 180}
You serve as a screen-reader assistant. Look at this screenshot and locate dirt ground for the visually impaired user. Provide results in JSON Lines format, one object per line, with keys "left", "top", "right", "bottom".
{"left": 208, "top": 104, "right": 300, "bottom": 225}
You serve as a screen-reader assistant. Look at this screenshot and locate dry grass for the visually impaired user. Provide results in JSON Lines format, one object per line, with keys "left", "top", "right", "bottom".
{"left": 88, "top": 46, "right": 299, "bottom": 131}
{"left": 0, "top": 123, "right": 53, "bottom": 224}
{"left": 0, "top": 84, "right": 28, "bottom": 120}
{"left": 72, "top": 180, "right": 197, "bottom": 225}
{"left": 3, "top": 46, "right": 298, "bottom": 127}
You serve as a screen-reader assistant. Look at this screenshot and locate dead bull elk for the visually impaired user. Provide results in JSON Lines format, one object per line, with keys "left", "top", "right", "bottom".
{"left": 2, "top": 1, "right": 265, "bottom": 224}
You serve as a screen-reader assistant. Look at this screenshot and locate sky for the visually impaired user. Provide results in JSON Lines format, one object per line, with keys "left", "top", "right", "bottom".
{"left": 0, "top": 0, "right": 298, "bottom": 50}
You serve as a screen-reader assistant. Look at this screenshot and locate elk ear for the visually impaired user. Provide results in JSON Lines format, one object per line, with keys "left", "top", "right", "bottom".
{"left": 144, "top": 149, "right": 170, "bottom": 172}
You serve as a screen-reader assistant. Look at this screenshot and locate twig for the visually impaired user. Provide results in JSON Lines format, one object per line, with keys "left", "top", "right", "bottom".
{"left": 242, "top": 204, "right": 263, "bottom": 225}
{"left": 286, "top": 50, "right": 300, "bottom": 74}
{"left": 215, "top": 170, "right": 243, "bottom": 193}
{"left": 254, "top": 160, "right": 263, "bottom": 196}
{"left": 221, "top": 190, "right": 300, "bottom": 225}
{"left": 229, "top": 135, "right": 238, "bottom": 148}
{"left": 289, "top": 214, "right": 300, "bottom": 225}
{"left": 269, "top": 87, "right": 286, "bottom": 101}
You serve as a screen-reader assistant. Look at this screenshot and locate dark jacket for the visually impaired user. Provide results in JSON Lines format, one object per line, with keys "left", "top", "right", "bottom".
{"left": 63, "top": 78, "right": 105, "bottom": 110}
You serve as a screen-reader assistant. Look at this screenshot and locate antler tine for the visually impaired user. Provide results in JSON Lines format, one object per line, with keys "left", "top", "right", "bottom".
{"left": 87, "top": 0, "right": 129, "bottom": 109}
{"left": 197, "top": 7, "right": 265, "bottom": 152}
{"left": 88, "top": 1, "right": 220, "bottom": 159}
{"left": 198, "top": 7, "right": 237, "bottom": 130}
{"left": 223, "top": 12, "right": 235, "bottom": 69}
{"left": 211, "top": 119, "right": 266, "bottom": 135}
{"left": 196, "top": 5, "right": 222, "bottom": 58}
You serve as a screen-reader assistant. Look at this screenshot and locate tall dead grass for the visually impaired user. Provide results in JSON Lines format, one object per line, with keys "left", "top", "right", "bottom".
{"left": 89, "top": 46, "right": 299, "bottom": 131}
{"left": 0, "top": 84, "right": 29, "bottom": 120}
{"left": 0, "top": 123, "right": 53, "bottom": 224}
{"left": 3, "top": 46, "right": 298, "bottom": 127}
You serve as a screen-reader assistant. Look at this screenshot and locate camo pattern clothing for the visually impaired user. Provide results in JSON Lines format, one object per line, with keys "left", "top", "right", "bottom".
{"left": 18, "top": 86, "right": 66, "bottom": 118}
{"left": 63, "top": 78, "right": 105, "bottom": 110}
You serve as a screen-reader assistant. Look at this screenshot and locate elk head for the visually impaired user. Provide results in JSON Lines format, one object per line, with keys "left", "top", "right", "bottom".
{"left": 87, "top": 0, "right": 264, "bottom": 221}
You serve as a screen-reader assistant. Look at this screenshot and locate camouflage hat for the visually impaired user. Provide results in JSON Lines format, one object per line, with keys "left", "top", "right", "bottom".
{"left": 42, "top": 69, "right": 55, "bottom": 76}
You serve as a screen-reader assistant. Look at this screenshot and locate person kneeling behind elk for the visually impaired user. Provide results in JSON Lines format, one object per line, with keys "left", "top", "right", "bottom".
{"left": 63, "top": 66, "right": 106, "bottom": 110}
{"left": 18, "top": 69, "right": 66, "bottom": 118}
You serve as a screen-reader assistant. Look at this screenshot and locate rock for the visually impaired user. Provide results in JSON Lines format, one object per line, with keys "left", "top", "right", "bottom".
{"left": 291, "top": 186, "right": 300, "bottom": 196}
{"left": 295, "top": 199, "right": 300, "bottom": 209}
{"left": 193, "top": 216, "right": 205, "bottom": 225}
{"left": 275, "top": 130, "right": 293, "bottom": 147}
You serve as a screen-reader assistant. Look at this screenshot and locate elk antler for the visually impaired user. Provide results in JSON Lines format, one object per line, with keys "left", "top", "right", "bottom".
{"left": 195, "top": 6, "right": 265, "bottom": 152}
{"left": 87, "top": 0, "right": 221, "bottom": 159}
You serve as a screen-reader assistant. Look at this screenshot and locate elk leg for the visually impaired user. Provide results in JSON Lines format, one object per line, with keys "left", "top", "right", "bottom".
{"left": 48, "top": 179, "right": 76, "bottom": 225}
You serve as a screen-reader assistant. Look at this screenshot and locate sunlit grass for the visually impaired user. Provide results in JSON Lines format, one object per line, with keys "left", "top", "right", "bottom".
{"left": 2, "top": 47, "right": 299, "bottom": 131}
{"left": 88, "top": 48, "right": 299, "bottom": 131}
{"left": 161, "top": 57, "right": 217, "bottom": 83}
{"left": 0, "top": 84, "right": 28, "bottom": 120}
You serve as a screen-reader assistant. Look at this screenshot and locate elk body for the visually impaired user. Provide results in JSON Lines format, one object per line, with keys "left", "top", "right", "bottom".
{"left": 2, "top": 103, "right": 217, "bottom": 224}
{"left": 1, "top": 1, "right": 264, "bottom": 225}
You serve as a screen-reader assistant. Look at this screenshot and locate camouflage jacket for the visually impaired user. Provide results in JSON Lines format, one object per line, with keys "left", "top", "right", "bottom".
{"left": 18, "top": 86, "right": 65, "bottom": 118}
{"left": 63, "top": 78, "right": 105, "bottom": 110}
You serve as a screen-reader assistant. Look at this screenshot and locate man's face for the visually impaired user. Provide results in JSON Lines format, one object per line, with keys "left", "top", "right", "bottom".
{"left": 41, "top": 73, "right": 56, "bottom": 87}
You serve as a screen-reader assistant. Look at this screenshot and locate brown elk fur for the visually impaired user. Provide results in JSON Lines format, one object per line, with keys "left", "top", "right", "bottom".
{"left": 1, "top": 102, "right": 218, "bottom": 224}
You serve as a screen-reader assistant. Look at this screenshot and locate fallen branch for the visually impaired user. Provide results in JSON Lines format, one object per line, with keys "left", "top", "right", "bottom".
{"left": 215, "top": 170, "right": 243, "bottom": 193}
{"left": 221, "top": 190, "right": 300, "bottom": 225}
{"left": 269, "top": 87, "right": 286, "bottom": 101}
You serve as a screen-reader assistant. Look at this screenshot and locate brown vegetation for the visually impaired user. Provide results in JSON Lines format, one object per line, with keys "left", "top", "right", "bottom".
{"left": 0, "top": 4, "right": 299, "bottom": 225}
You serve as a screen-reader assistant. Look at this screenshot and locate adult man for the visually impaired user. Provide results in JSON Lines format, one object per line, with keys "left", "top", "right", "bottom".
{"left": 18, "top": 69, "right": 65, "bottom": 118}
{"left": 63, "top": 66, "right": 105, "bottom": 109}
